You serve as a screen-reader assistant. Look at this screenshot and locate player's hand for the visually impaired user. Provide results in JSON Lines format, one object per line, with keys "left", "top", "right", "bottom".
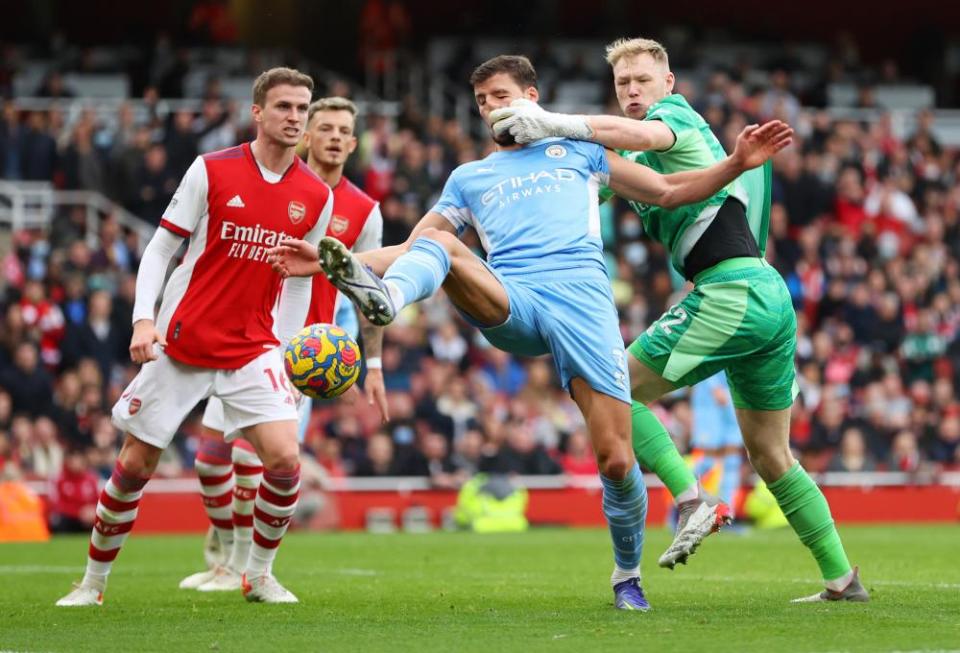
{"left": 364, "top": 368, "right": 389, "bottom": 423}
{"left": 490, "top": 99, "right": 592, "bottom": 144}
{"left": 268, "top": 239, "right": 320, "bottom": 278}
{"left": 129, "top": 319, "right": 166, "bottom": 364}
{"left": 731, "top": 120, "right": 793, "bottom": 170}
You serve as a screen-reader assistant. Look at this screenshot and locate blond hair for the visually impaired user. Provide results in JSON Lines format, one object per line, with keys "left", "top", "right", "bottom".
{"left": 307, "top": 96, "right": 358, "bottom": 125}
{"left": 252, "top": 67, "right": 314, "bottom": 106}
{"left": 605, "top": 37, "right": 670, "bottom": 69}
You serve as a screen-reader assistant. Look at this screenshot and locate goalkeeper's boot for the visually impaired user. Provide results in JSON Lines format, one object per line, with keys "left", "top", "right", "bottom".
{"left": 613, "top": 578, "right": 650, "bottom": 611}
{"left": 242, "top": 574, "right": 299, "bottom": 604}
{"left": 791, "top": 567, "right": 870, "bottom": 603}
{"left": 318, "top": 237, "right": 396, "bottom": 326}
{"left": 658, "top": 486, "right": 732, "bottom": 569}
{"left": 56, "top": 580, "right": 104, "bottom": 607}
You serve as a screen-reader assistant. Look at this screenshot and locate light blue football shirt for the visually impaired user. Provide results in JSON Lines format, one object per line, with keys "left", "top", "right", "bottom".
{"left": 691, "top": 371, "right": 740, "bottom": 444}
{"left": 430, "top": 138, "right": 609, "bottom": 279}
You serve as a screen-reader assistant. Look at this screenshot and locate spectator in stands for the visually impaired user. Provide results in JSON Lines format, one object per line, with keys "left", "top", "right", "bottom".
{"left": 560, "top": 428, "right": 599, "bottom": 475}
{"left": 355, "top": 432, "right": 398, "bottom": 477}
{"left": 47, "top": 445, "right": 100, "bottom": 533}
{"left": 61, "top": 290, "right": 124, "bottom": 382}
{"left": 889, "top": 430, "right": 922, "bottom": 472}
{"left": 164, "top": 109, "right": 199, "bottom": 175}
{"left": 133, "top": 142, "right": 178, "bottom": 222}
{"left": 35, "top": 71, "right": 75, "bottom": 99}
{"left": 0, "top": 342, "right": 53, "bottom": 417}
{"left": 827, "top": 427, "right": 877, "bottom": 472}
{"left": 194, "top": 98, "right": 234, "bottom": 154}
{"left": 480, "top": 348, "right": 527, "bottom": 397}
{"left": 18, "top": 279, "right": 65, "bottom": 369}
{"left": 20, "top": 111, "right": 58, "bottom": 181}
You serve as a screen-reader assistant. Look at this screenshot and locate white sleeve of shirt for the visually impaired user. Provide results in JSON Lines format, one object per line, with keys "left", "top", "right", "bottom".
{"left": 161, "top": 156, "right": 208, "bottom": 236}
{"left": 352, "top": 203, "right": 383, "bottom": 253}
{"left": 275, "top": 186, "right": 334, "bottom": 345}
{"left": 307, "top": 187, "right": 334, "bottom": 245}
{"left": 131, "top": 228, "right": 184, "bottom": 324}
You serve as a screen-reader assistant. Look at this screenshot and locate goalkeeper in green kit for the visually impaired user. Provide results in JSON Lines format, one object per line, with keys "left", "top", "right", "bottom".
{"left": 491, "top": 37, "right": 868, "bottom": 603}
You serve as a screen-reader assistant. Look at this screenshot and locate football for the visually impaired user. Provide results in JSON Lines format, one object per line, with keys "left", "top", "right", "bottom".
{"left": 284, "top": 323, "right": 362, "bottom": 399}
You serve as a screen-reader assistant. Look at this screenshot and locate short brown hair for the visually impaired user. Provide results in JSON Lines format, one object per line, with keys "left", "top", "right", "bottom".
{"left": 605, "top": 37, "right": 670, "bottom": 69}
{"left": 307, "top": 96, "right": 358, "bottom": 125}
{"left": 469, "top": 55, "right": 538, "bottom": 90}
{"left": 252, "top": 67, "right": 314, "bottom": 106}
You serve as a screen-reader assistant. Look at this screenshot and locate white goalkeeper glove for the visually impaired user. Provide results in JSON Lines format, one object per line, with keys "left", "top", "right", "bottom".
{"left": 490, "top": 98, "right": 593, "bottom": 144}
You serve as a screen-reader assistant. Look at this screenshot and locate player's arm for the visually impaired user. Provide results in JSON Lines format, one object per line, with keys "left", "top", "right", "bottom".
{"left": 606, "top": 121, "right": 792, "bottom": 209}
{"left": 129, "top": 157, "right": 208, "bottom": 363}
{"left": 491, "top": 99, "right": 676, "bottom": 151}
{"left": 581, "top": 115, "right": 675, "bottom": 151}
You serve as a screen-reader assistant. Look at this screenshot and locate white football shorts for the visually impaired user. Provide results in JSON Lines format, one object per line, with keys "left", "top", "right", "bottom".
{"left": 112, "top": 347, "right": 298, "bottom": 449}
{"left": 202, "top": 391, "right": 311, "bottom": 442}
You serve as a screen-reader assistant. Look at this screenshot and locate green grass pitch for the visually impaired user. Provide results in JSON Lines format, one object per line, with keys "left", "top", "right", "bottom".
{"left": 2, "top": 525, "right": 959, "bottom": 652}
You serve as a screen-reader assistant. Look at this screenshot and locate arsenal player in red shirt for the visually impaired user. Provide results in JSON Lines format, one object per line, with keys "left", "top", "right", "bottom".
{"left": 179, "top": 98, "right": 391, "bottom": 594}
{"left": 57, "top": 67, "right": 331, "bottom": 607}
{"left": 301, "top": 96, "right": 387, "bottom": 419}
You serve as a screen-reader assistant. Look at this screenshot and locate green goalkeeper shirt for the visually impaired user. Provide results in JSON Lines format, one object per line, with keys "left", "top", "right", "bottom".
{"left": 600, "top": 94, "right": 770, "bottom": 277}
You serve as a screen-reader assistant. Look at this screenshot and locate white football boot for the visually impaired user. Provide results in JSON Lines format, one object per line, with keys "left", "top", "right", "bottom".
{"left": 242, "top": 574, "right": 299, "bottom": 604}
{"left": 56, "top": 581, "right": 104, "bottom": 607}
{"left": 196, "top": 565, "right": 243, "bottom": 592}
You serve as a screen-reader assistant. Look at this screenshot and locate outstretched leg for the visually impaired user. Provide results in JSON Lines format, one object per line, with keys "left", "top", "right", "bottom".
{"left": 320, "top": 228, "right": 509, "bottom": 327}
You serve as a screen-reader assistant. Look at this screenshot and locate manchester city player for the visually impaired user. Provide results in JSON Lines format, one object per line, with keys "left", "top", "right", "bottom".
{"left": 269, "top": 55, "right": 791, "bottom": 611}
{"left": 490, "top": 38, "right": 868, "bottom": 603}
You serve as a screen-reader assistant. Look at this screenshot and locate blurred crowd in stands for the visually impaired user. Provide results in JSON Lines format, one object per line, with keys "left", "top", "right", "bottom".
{"left": 2, "top": 31, "right": 960, "bottom": 521}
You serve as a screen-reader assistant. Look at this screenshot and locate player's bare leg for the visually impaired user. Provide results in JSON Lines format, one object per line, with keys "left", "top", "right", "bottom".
{"left": 736, "top": 407, "right": 868, "bottom": 603}
{"left": 238, "top": 420, "right": 302, "bottom": 603}
{"left": 569, "top": 378, "right": 650, "bottom": 611}
{"left": 321, "top": 227, "right": 510, "bottom": 328}
{"left": 57, "top": 435, "right": 162, "bottom": 606}
{"left": 628, "top": 357, "right": 732, "bottom": 569}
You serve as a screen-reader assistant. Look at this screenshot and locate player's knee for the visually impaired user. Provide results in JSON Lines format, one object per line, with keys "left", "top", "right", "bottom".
{"left": 261, "top": 450, "right": 300, "bottom": 473}
{"left": 117, "top": 438, "right": 160, "bottom": 478}
{"left": 596, "top": 446, "right": 633, "bottom": 480}
{"left": 416, "top": 228, "right": 459, "bottom": 254}
{"left": 746, "top": 444, "right": 794, "bottom": 482}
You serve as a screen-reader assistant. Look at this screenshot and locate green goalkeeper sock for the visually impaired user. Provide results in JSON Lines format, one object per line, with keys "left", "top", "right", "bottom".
{"left": 766, "top": 462, "right": 852, "bottom": 581}
{"left": 631, "top": 401, "right": 696, "bottom": 500}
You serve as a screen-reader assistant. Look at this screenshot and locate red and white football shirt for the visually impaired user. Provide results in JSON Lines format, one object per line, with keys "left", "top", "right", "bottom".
{"left": 156, "top": 142, "right": 332, "bottom": 369}
{"left": 306, "top": 175, "right": 382, "bottom": 325}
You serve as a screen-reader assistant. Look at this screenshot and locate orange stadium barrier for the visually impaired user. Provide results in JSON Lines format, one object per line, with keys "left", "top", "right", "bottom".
{"left": 26, "top": 474, "right": 960, "bottom": 533}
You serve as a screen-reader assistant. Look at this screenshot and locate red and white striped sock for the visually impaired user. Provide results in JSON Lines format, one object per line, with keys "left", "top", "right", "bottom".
{"left": 247, "top": 466, "right": 300, "bottom": 578}
{"left": 226, "top": 439, "right": 263, "bottom": 573}
{"left": 195, "top": 439, "right": 235, "bottom": 556}
{"left": 83, "top": 460, "right": 149, "bottom": 588}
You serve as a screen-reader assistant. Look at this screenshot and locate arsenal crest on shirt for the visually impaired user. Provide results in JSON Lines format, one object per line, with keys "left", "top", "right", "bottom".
{"left": 330, "top": 215, "right": 349, "bottom": 235}
{"left": 288, "top": 201, "right": 306, "bottom": 224}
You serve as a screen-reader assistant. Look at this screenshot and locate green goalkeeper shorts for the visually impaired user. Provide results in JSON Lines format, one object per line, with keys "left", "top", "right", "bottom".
{"left": 628, "top": 257, "right": 799, "bottom": 411}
